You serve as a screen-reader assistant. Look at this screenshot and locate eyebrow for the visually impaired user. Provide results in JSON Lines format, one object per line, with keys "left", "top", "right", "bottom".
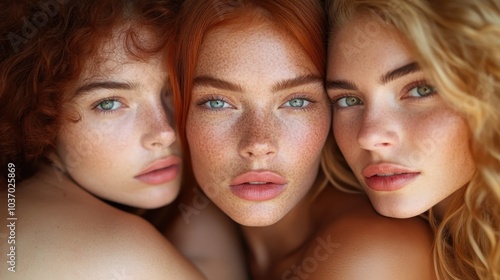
{"left": 271, "top": 74, "right": 323, "bottom": 92}
{"left": 326, "top": 62, "right": 420, "bottom": 91}
{"left": 193, "top": 76, "right": 243, "bottom": 92}
{"left": 380, "top": 62, "right": 419, "bottom": 84}
{"left": 325, "top": 80, "right": 357, "bottom": 91}
{"left": 74, "top": 81, "right": 136, "bottom": 95}
{"left": 193, "top": 74, "right": 323, "bottom": 93}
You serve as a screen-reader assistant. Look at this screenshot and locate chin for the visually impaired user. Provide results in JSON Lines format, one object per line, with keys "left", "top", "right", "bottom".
{"left": 137, "top": 184, "right": 181, "bottom": 209}
{"left": 236, "top": 217, "right": 281, "bottom": 227}
{"left": 229, "top": 210, "right": 285, "bottom": 227}
{"left": 372, "top": 201, "right": 429, "bottom": 219}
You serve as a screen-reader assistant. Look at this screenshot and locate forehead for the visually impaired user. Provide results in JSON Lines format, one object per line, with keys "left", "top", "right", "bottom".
{"left": 79, "top": 26, "right": 166, "bottom": 82}
{"left": 195, "top": 20, "right": 317, "bottom": 78}
{"left": 328, "top": 13, "right": 413, "bottom": 78}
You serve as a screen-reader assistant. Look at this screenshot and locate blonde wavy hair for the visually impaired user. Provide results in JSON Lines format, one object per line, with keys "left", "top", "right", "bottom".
{"left": 323, "top": 0, "right": 500, "bottom": 279}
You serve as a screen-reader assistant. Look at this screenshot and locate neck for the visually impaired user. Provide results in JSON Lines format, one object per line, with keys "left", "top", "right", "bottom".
{"left": 240, "top": 196, "right": 314, "bottom": 276}
{"left": 432, "top": 201, "right": 447, "bottom": 222}
{"left": 432, "top": 187, "right": 466, "bottom": 223}
{"left": 34, "top": 161, "right": 100, "bottom": 204}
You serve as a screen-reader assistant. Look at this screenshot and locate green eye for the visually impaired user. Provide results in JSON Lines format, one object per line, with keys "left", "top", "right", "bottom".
{"left": 336, "top": 96, "right": 362, "bottom": 107}
{"left": 409, "top": 85, "right": 435, "bottom": 97}
{"left": 96, "top": 99, "right": 122, "bottom": 111}
{"left": 286, "top": 98, "right": 309, "bottom": 107}
{"left": 100, "top": 100, "right": 114, "bottom": 110}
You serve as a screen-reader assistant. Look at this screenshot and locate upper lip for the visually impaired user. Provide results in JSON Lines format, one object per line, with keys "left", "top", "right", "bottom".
{"left": 135, "top": 156, "right": 181, "bottom": 177}
{"left": 362, "top": 163, "right": 419, "bottom": 178}
{"left": 230, "top": 170, "right": 288, "bottom": 186}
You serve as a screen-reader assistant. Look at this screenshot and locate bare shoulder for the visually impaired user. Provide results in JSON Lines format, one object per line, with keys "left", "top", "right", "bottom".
{"left": 82, "top": 213, "right": 205, "bottom": 280}
{"left": 303, "top": 190, "right": 436, "bottom": 280}
{"left": 1, "top": 180, "right": 204, "bottom": 279}
{"left": 165, "top": 187, "right": 248, "bottom": 280}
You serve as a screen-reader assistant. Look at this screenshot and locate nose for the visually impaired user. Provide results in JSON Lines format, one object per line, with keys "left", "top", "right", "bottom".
{"left": 238, "top": 110, "right": 279, "bottom": 160}
{"left": 141, "top": 99, "right": 176, "bottom": 150}
{"left": 357, "top": 106, "right": 400, "bottom": 151}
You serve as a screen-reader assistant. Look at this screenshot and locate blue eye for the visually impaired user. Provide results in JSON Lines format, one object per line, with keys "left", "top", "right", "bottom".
{"left": 284, "top": 98, "right": 310, "bottom": 108}
{"left": 204, "top": 99, "right": 230, "bottom": 109}
{"left": 408, "top": 85, "right": 435, "bottom": 97}
{"left": 336, "top": 96, "right": 363, "bottom": 108}
{"left": 95, "top": 99, "right": 123, "bottom": 111}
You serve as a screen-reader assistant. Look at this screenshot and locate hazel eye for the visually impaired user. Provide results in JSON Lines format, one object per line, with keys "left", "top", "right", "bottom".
{"left": 408, "top": 85, "right": 435, "bottom": 97}
{"left": 284, "top": 98, "right": 310, "bottom": 108}
{"left": 336, "top": 96, "right": 362, "bottom": 107}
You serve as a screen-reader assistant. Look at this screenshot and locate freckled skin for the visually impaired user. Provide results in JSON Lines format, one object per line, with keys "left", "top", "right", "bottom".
{"left": 187, "top": 21, "right": 331, "bottom": 226}
{"left": 0, "top": 28, "right": 206, "bottom": 280}
{"left": 327, "top": 14, "right": 476, "bottom": 218}
{"left": 54, "top": 32, "right": 182, "bottom": 209}
{"left": 182, "top": 17, "right": 437, "bottom": 280}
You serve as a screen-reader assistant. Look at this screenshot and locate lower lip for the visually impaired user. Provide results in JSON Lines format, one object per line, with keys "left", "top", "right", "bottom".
{"left": 364, "top": 173, "right": 419, "bottom": 191}
{"left": 135, "top": 165, "right": 179, "bottom": 185}
{"left": 230, "top": 183, "right": 286, "bottom": 201}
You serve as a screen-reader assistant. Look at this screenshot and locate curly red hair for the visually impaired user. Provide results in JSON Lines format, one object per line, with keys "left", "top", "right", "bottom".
{"left": 0, "top": 0, "right": 178, "bottom": 182}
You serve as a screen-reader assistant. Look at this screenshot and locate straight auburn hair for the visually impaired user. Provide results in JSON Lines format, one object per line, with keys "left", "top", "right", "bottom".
{"left": 172, "top": 0, "right": 326, "bottom": 155}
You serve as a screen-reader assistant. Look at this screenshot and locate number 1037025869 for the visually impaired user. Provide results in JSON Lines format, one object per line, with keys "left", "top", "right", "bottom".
{"left": 7, "top": 163, "right": 16, "bottom": 216}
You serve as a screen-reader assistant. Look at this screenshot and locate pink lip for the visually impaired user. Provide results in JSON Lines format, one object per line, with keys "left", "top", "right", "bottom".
{"left": 362, "top": 163, "right": 420, "bottom": 192}
{"left": 229, "top": 171, "right": 288, "bottom": 201}
{"left": 134, "top": 156, "right": 181, "bottom": 185}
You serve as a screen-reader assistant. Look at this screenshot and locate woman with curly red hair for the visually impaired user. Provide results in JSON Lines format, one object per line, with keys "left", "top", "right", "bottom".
{"left": 0, "top": 0, "right": 205, "bottom": 278}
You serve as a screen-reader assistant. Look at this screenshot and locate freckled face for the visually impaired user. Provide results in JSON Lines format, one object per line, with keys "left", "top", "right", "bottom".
{"left": 327, "top": 14, "right": 475, "bottom": 218}
{"left": 187, "top": 21, "right": 331, "bottom": 226}
{"left": 54, "top": 30, "right": 182, "bottom": 209}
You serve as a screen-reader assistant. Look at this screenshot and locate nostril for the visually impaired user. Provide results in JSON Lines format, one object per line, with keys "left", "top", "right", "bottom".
{"left": 240, "top": 142, "right": 277, "bottom": 159}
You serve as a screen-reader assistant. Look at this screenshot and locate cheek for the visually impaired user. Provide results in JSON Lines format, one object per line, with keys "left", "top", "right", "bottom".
{"left": 302, "top": 114, "right": 330, "bottom": 155}
{"left": 426, "top": 112, "right": 475, "bottom": 182}
{"left": 332, "top": 113, "right": 357, "bottom": 159}
{"left": 186, "top": 114, "right": 235, "bottom": 172}
{"left": 56, "top": 121, "right": 130, "bottom": 171}
{"left": 407, "top": 109, "right": 468, "bottom": 160}
{"left": 58, "top": 128, "right": 101, "bottom": 169}
{"left": 285, "top": 111, "right": 331, "bottom": 169}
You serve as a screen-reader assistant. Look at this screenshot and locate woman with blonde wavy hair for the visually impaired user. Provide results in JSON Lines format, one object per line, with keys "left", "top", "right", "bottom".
{"left": 324, "top": 0, "right": 500, "bottom": 279}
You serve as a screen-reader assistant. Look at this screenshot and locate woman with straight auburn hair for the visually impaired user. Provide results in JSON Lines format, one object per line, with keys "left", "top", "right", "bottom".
{"left": 173, "top": 0, "right": 438, "bottom": 278}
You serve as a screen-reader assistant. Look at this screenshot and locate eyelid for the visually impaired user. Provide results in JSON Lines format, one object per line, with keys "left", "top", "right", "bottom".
{"left": 330, "top": 93, "right": 364, "bottom": 109}
{"left": 282, "top": 98, "right": 310, "bottom": 108}
{"left": 330, "top": 93, "right": 356, "bottom": 105}
{"left": 330, "top": 93, "right": 348, "bottom": 104}
{"left": 91, "top": 96, "right": 126, "bottom": 113}
{"left": 196, "top": 95, "right": 235, "bottom": 109}
{"left": 280, "top": 93, "right": 316, "bottom": 108}
{"left": 401, "top": 80, "right": 437, "bottom": 99}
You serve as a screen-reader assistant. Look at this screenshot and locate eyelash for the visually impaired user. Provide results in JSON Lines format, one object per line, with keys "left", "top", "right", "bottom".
{"left": 282, "top": 94, "right": 316, "bottom": 110}
{"left": 91, "top": 96, "right": 123, "bottom": 115}
{"left": 331, "top": 94, "right": 351, "bottom": 105}
{"left": 196, "top": 95, "right": 232, "bottom": 109}
{"left": 402, "top": 80, "right": 437, "bottom": 100}
{"left": 330, "top": 80, "right": 436, "bottom": 106}
{"left": 330, "top": 93, "right": 362, "bottom": 109}
{"left": 195, "top": 94, "right": 317, "bottom": 110}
